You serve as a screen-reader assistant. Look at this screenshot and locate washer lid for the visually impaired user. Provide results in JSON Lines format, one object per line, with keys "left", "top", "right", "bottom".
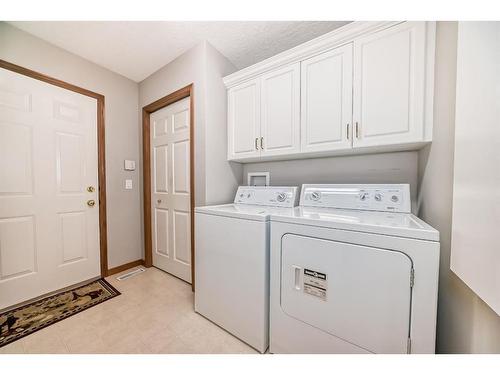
{"left": 270, "top": 207, "right": 439, "bottom": 242}
{"left": 195, "top": 203, "right": 296, "bottom": 222}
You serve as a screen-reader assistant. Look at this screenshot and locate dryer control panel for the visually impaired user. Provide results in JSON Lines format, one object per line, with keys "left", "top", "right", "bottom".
{"left": 300, "top": 184, "right": 411, "bottom": 213}
{"left": 234, "top": 186, "right": 299, "bottom": 207}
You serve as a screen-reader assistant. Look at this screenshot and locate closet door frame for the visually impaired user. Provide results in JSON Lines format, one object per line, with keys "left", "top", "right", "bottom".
{"left": 142, "top": 84, "right": 196, "bottom": 291}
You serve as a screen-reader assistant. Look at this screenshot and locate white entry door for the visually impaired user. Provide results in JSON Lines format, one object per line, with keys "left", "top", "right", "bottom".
{"left": 0, "top": 68, "right": 100, "bottom": 310}
{"left": 151, "top": 97, "right": 192, "bottom": 283}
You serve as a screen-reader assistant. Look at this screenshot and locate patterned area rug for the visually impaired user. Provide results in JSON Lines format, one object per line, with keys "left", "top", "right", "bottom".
{"left": 0, "top": 279, "right": 120, "bottom": 348}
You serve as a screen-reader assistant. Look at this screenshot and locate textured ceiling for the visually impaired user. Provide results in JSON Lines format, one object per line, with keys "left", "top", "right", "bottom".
{"left": 8, "top": 21, "right": 350, "bottom": 82}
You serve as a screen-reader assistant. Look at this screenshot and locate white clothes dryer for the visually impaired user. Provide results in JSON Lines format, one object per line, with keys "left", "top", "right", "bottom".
{"left": 269, "top": 184, "right": 440, "bottom": 354}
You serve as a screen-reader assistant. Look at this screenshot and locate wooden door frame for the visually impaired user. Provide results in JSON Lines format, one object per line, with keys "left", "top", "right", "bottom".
{"left": 142, "top": 84, "right": 195, "bottom": 291}
{"left": 0, "top": 59, "right": 109, "bottom": 277}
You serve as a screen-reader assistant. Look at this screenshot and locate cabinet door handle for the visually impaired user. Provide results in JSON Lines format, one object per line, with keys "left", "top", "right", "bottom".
{"left": 255, "top": 137, "right": 259, "bottom": 150}
{"left": 347, "top": 123, "right": 350, "bottom": 140}
{"left": 355, "top": 122, "right": 360, "bottom": 139}
{"left": 260, "top": 137, "right": 264, "bottom": 150}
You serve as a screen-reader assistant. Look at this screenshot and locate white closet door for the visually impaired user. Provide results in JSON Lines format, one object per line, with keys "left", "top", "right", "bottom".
{"left": 0, "top": 68, "right": 100, "bottom": 310}
{"left": 260, "top": 63, "right": 300, "bottom": 157}
{"left": 352, "top": 22, "right": 426, "bottom": 148}
{"left": 227, "top": 79, "right": 261, "bottom": 160}
{"left": 301, "top": 44, "right": 353, "bottom": 153}
{"left": 151, "top": 97, "right": 192, "bottom": 283}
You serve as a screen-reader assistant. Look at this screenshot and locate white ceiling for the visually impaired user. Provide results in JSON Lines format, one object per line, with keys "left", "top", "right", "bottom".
{"left": 8, "top": 21, "right": 350, "bottom": 82}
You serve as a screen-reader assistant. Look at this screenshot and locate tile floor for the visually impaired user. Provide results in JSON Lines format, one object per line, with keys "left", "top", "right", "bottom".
{"left": 0, "top": 267, "right": 258, "bottom": 354}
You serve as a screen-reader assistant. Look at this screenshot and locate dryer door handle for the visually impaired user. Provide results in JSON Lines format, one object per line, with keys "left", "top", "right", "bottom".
{"left": 292, "top": 265, "right": 302, "bottom": 291}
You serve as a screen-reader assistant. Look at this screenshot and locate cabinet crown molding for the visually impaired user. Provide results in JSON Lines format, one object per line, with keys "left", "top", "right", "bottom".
{"left": 223, "top": 21, "right": 402, "bottom": 88}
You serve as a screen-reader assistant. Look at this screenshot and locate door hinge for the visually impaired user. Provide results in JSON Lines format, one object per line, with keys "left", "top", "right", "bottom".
{"left": 407, "top": 337, "right": 412, "bottom": 354}
{"left": 410, "top": 268, "right": 415, "bottom": 288}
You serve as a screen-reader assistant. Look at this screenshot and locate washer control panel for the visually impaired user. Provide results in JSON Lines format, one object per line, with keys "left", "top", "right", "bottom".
{"left": 300, "top": 184, "right": 411, "bottom": 213}
{"left": 234, "top": 186, "right": 299, "bottom": 207}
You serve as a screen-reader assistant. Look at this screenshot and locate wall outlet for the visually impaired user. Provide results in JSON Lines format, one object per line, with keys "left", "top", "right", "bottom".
{"left": 125, "top": 179, "right": 133, "bottom": 190}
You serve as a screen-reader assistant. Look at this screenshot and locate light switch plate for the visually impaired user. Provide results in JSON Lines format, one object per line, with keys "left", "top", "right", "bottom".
{"left": 124, "top": 160, "right": 136, "bottom": 171}
{"left": 125, "top": 179, "right": 133, "bottom": 190}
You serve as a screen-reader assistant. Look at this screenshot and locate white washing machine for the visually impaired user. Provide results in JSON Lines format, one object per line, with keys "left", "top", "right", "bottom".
{"left": 269, "top": 184, "right": 440, "bottom": 354}
{"left": 195, "top": 186, "right": 299, "bottom": 353}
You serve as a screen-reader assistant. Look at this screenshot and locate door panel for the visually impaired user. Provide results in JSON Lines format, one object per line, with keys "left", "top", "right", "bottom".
{"left": 227, "top": 79, "right": 260, "bottom": 160}
{"left": 154, "top": 208, "right": 169, "bottom": 256}
{"left": 173, "top": 210, "right": 190, "bottom": 264}
{"left": 353, "top": 22, "right": 426, "bottom": 147}
{"left": 172, "top": 140, "right": 190, "bottom": 194}
{"left": 261, "top": 63, "right": 300, "bottom": 156}
{"left": 281, "top": 234, "right": 412, "bottom": 353}
{"left": 0, "top": 216, "right": 36, "bottom": 280}
{"left": 0, "top": 122, "right": 32, "bottom": 194}
{"left": 151, "top": 97, "right": 192, "bottom": 282}
{"left": 60, "top": 212, "right": 87, "bottom": 264}
{"left": 154, "top": 145, "right": 168, "bottom": 193}
{"left": 56, "top": 132, "right": 84, "bottom": 193}
{"left": 301, "top": 44, "right": 353, "bottom": 153}
{"left": 0, "top": 67, "right": 100, "bottom": 310}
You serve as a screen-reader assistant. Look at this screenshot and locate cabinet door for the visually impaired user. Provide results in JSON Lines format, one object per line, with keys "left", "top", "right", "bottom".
{"left": 260, "top": 63, "right": 300, "bottom": 157}
{"left": 227, "top": 79, "right": 260, "bottom": 160}
{"left": 353, "top": 22, "right": 427, "bottom": 148}
{"left": 301, "top": 44, "right": 353, "bottom": 153}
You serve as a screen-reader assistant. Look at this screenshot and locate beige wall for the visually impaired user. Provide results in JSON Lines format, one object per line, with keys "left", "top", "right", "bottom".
{"left": 0, "top": 22, "right": 143, "bottom": 269}
{"left": 417, "top": 21, "right": 500, "bottom": 353}
{"left": 204, "top": 42, "right": 242, "bottom": 205}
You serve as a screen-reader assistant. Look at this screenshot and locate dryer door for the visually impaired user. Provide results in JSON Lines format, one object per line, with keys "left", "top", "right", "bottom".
{"left": 281, "top": 234, "right": 413, "bottom": 353}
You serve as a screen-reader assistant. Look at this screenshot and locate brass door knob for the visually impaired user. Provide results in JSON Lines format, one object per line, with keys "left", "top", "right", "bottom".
{"left": 87, "top": 186, "right": 95, "bottom": 193}
{"left": 87, "top": 200, "right": 96, "bottom": 207}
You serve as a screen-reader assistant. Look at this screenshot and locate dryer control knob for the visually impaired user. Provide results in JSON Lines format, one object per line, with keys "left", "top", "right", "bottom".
{"left": 359, "top": 192, "right": 369, "bottom": 201}
{"left": 277, "top": 193, "right": 287, "bottom": 202}
{"left": 311, "top": 191, "right": 321, "bottom": 201}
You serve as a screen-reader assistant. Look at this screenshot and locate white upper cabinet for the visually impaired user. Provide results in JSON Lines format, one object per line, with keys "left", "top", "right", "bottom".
{"left": 227, "top": 79, "right": 261, "bottom": 160}
{"left": 260, "top": 63, "right": 301, "bottom": 157}
{"left": 224, "top": 21, "right": 435, "bottom": 162}
{"left": 301, "top": 44, "right": 353, "bottom": 153}
{"left": 352, "top": 22, "right": 428, "bottom": 148}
